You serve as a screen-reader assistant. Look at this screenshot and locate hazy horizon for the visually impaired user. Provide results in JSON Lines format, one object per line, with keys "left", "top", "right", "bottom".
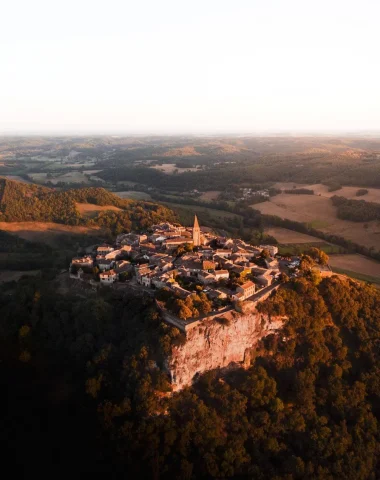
{"left": 2, "top": 0, "right": 380, "bottom": 134}
{"left": 2, "top": 130, "right": 380, "bottom": 138}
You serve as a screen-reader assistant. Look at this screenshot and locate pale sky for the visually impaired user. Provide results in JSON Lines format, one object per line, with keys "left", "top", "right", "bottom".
{"left": 1, "top": 0, "right": 379, "bottom": 134}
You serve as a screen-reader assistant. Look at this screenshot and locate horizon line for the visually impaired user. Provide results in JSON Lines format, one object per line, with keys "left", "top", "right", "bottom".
{"left": 1, "top": 129, "right": 380, "bottom": 138}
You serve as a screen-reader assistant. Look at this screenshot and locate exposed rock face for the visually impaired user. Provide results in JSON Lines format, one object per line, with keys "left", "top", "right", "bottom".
{"left": 167, "top": 310, "right": 283, "bottom": 391}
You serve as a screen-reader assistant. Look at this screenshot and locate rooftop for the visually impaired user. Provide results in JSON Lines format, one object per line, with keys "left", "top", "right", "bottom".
{"left": 240, "top": 281, "right": 255, "bottom": 290}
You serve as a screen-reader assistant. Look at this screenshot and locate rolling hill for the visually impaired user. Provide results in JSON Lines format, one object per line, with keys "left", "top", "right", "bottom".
{"left": 0, "top": 178, "right": 177, "bottom": 231}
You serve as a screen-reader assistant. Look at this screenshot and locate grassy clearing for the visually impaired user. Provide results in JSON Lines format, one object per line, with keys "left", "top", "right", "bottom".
{"left": 76, "top": 203, "right": 122, "bottom": 218}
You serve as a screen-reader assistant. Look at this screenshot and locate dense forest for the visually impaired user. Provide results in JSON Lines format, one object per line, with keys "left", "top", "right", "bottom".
{"left": 0, "top": 230, "right": 57, "bottom": 270}
{"left": 1, "top": 273, "right": 380, "bottom": 478}
{"left": 97, "top": 155, "right": 380, "bottom": 191}
{"left": 0, "top": 178, "right": 177, "bottom": 230}
{"left": 331, "top": 195, "right": 380, "bottom": 222}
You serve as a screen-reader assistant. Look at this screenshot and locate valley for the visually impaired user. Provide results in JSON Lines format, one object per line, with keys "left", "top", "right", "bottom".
{"left": 1, "top": 135, "right": 380, "bottom": 286}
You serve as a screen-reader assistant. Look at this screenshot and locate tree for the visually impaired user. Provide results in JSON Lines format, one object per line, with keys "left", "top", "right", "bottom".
{"left": 173, "top": 299, "right": 193, "bottom": 319}
{"left": 307, "top": 247, "right": 329, "bottom": 265}
{"left": 195, "top": 293, "right": 212, "bottom": 315}
{"left": 318, "top": 250, "right": 329, "bottom": 265}
{"left": 299, "top": 254, "right": 315, "bottom": 272}
{"left": 278, "top": 272, "right": 289, "bottom": 284}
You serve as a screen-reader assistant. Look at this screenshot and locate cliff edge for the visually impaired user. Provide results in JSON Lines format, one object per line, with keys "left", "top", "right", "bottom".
{"left": 166, "top": 308, "right": 284, "bottom": 391}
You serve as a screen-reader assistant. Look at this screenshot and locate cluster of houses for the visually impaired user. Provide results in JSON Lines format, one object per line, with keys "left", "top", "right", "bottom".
{"left": 70, "top": 215, "right": 282, "bottom": 304}
{"left": 70, "top": 242, "right": 134, "bottom": 285}
{"left": 239, "top": 187, "right": 270, "bottom": 200}
{"left": 220, "top": 187, "right": 271, "bottom": 203}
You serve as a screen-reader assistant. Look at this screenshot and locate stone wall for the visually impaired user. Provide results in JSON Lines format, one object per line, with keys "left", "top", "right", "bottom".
{"left": 166, "top": 309, "right": 283, "bottom": 391}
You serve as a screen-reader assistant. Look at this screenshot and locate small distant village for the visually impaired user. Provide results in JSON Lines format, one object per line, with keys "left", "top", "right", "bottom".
{"left": 70, "top": 215, "right": 332, "bottom": 324}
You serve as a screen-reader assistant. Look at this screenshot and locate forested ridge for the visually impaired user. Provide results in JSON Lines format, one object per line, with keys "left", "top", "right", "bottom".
{"left": 1, "top": 274, "right": 380, "bottom": 478}
{"left": 0, "top": 178, "right": 176, "bottom": 230}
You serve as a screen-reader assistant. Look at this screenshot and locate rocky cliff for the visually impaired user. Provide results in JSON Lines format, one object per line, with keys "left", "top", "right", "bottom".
{"left": 166, "top": 308, "right": 283, "bottom": 391}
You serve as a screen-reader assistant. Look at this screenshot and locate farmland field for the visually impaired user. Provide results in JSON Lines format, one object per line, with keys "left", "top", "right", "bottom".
{"left": 264, "top": 227, "right": 327, "bottom": 244}
{"left": 52, "top": 172, "right": 92, "bottom": 184}
{"left": 83, "top": 170, "right": 102, "bottom": 175}
{"left": 199, "top": 191, "right": 221, "bottom": 201}
{"left": 277, "top": 242, "right": 342, "bottom": 256}
{"left": 28, "top": 171, "right": 104, "bottom": 184}
{"left": 273, "top": 182, "right": 380, "bottom": 204}
{"left": 264, "top": 228, "right": 344, "bottom": 256}
{"left": 116, "top": 180, "right": 138, "bottom": 187}
{"left": 114, "top": 191, "right": 152, "bottom": 200}
{"left": 329, "top": 254, "right": 380, "bottom": 281}
{"left": 255, "top": 193, "right": 380, "bottom": 250}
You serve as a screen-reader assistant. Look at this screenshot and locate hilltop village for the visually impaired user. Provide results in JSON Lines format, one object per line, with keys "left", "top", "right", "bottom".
{"left": 70, "top": 215, "right": 331, "bottom": 324}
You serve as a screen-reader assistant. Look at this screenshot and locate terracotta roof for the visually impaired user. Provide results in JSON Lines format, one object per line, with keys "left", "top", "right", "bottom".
{"left": 100, "top": 269, "right": 116, "bottom": 277}
{"left": 241, "top": 281, "right": 255, "bottom": 290}
{"left": 202, "top": 260, "right": 216, "bottom": 270}
{"left": 177, "top": 259, "right": 202, "bottom": 270}
{"left": 199, "top": 270, "right": 215, "bottom": 278}
{"left": 165, "top": 238, "right": 193, "bottom": 244}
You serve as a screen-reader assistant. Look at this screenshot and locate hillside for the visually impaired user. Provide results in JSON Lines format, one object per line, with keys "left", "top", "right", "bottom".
{"left": 1, "top": 273, "right": 380, "bottom": 477}
{"left": 0, "top": 178, "right": 177, "bottom": 231}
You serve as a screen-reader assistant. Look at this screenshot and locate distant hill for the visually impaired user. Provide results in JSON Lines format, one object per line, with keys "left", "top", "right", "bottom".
{"left": 0, "top": 178, "right": 176, "bottom": 231}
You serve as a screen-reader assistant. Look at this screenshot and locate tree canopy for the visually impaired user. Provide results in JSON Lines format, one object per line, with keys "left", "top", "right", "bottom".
{"left": 1, "top": 272, "right": 380, "bottom": 478}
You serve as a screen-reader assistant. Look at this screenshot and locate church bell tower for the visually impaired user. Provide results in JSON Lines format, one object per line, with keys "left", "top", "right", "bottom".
{"left": 192, "top": 214, "right": 201, "bottom": 246}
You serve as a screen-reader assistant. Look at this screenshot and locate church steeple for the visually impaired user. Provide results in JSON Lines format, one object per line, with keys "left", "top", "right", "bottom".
{"left": 192, "top": 214, "right": 201, "bottom": 246}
